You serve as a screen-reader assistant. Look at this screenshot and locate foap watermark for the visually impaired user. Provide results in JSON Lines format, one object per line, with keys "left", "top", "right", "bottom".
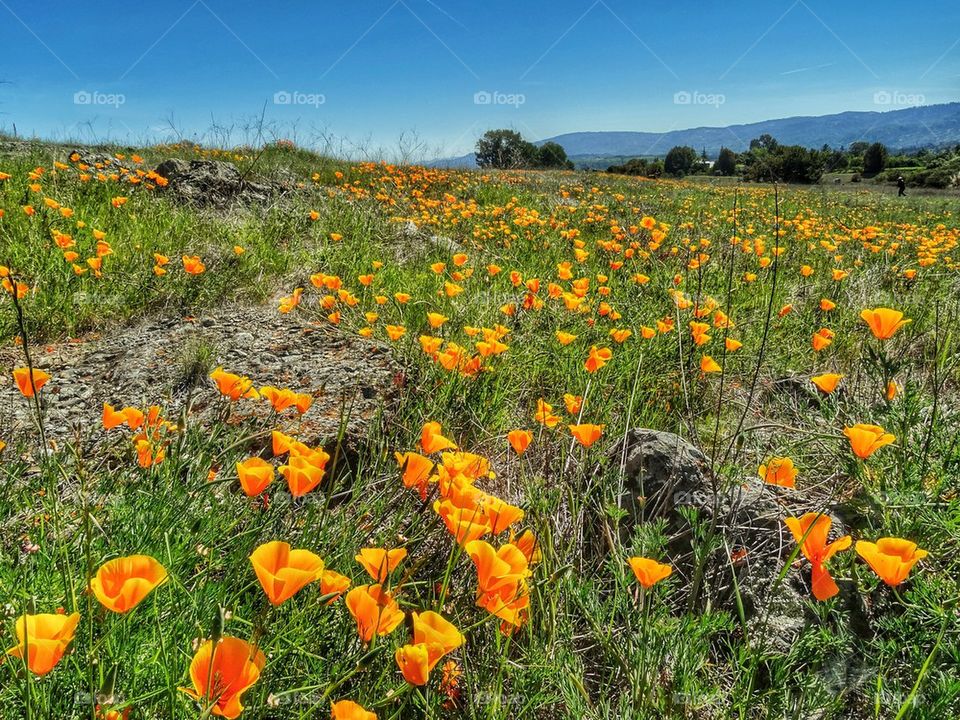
{"left": 474, "top": 90, "right": 526, "bottom": 108}
{"left": 673, "top": 90, "right": 725, "bottom": 108}
{"left": 873, "top": 90, "right": 925, "bottom": 107}
{"left": 273, "top": 90, "right": 326, "bottom": 108}
{"left": 265, "top": 690, "right": 325, "bottom": 707}
{"left": 473, "top": 690, "right": 525, "bottom": 707}
{"left": 73, "top": 691, "right": 126, "bottom": 706}
{"left": 73, "top": 90, "right": 126, "bottom": 108}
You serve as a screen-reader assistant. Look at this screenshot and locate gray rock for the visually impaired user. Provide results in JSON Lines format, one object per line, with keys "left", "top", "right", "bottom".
{"left": 607, "top": 428, "right": 846, "bottom": 649}
{"left": 154, "top": 159, "right": 282, "bottom": 206}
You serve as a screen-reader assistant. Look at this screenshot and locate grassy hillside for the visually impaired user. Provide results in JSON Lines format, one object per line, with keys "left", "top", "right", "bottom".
{"left": 1, "top": 142, "right": 958, "bottom": 719}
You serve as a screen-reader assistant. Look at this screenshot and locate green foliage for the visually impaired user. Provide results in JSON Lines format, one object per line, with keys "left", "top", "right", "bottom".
{"left": 474, "top": 131, "right": 573, "bottom": 171}
{"left": 664, "top": 146, "right": 698, "bottom": 177}
{"left": 863, "top": 142, "right": 889, "bottom": 175}
{"left": 715, "top": 147, "right": 737, "bottom": 176}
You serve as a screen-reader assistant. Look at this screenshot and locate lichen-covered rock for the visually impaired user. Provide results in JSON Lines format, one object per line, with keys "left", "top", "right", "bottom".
{"left": 154, "top": 159, "right": 280, "bottom": 206}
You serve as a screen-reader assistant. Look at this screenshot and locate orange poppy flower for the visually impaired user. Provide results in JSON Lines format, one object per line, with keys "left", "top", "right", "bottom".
{"left": 279, "top": 445, "right": 330, "bottom": 497}
{"left": 395, "top": 451, "right": 434, "bottom": 499}
{"left": 250, "top": 540, "right": 325, "bottom": 605}
{"left": 395, "top": 611, "right": 464, "bottom": 685}
{"left": 784, "top": 513, "right": 850, "bottom": 600}
{"left": 210, "top": 368, "right": 259, "bottom": 401}
{"left": 182, "top": 255, "right": 206, "bottom": 275}
{"left": 272, "top": 430, "right": 294, "bottom": 456}
{"left": 90, "top": 555, "right": 168, "bottom": 613}
{"left": 700, "top": 355, "right": 722, "bottom": 373}
{"left": 355, "top": 548, "right": 407, "bottom": 583}
{"left": 812, "top": 328, "right": 834, "bottom": 352}
{"left": 584, "top": 346, "right": 612, "bottom": 373}
{"left": 320, "top": 569, "right": 352, "bottom": 603}
{"left": 860, "top": 308, "right": 911, "bottom": 340}
{"left": 758, "top": 456, "right": 797, "bottom": 488}
{"left": 843, "top": 424, "right": 895, "bottom": 459}
{"left": 627, "top": 557, "right": 673, "bottom": 589}
{"left": 482, "top": 494, "right": 525, "bottom": 534}
{"left": 236, "top": 457, "right": 274, "bottom": 496}
{"left": 6, "top": 612, "right": 81, "bottom": 676}
{"left": 331, "top": 700, "right": 378, "bottom": 720}
{"left": 811, "top": 373, "right": 842, "bottom": 394}
{"left": 563, "top": 393, "right": 583, "bottom": 415}
{"left": 395, "top": 643, "right": 431, "bottom": 686}
{"left": 413, "top": 610, "right": 464, "bottom": 656}
{"left": 420, "top": 421, "right": 457, "bottom": 454}
{"left": 555, "top": 331, "right": 577, "bottom": 345}
{"left": 510, "top": 529, "right": 542, "bottom": 564}
{"left": 855, "top": 538, "right": 927, "bottom": 586}
{"left": 507, "top": 429, "right": 532, "bottom": 455}
{"left": 386, "top": 325, "right": 407, "bottom": 341}
{"left": 434, "top": 499, "right": 492, "bottom": 544}
{"left": 259, "top": 386, "right": 303, "bottom": 413}
{"left": 534, "top": 398, "right": 561, "bottom": 428}
{"left": 426, "top": 312, "right": 448, "bottom": 329}
{"left": 885, "top": 380, "right": 899, "bottom": 401}
{"left": 13, "top": 367, "right": 50, "bottom": 397}
{"left": 345, "top": 585, "right": 405, "bottom": 642}
{"left": 102, "top": 402, "right": 128, "bottom": 430}
{"left": 464, "top": 540, "right": 531, "bottom": 597}
{"left": 568, "top": 423, "right": 603, "bottom": 448}
{"left": 179, "top": 636, "right": 265, "bottom": 719}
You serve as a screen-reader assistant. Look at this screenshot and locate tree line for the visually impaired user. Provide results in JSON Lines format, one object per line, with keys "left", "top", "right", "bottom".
{"left": 608, "top": 136, "right": 960, "bottom": 187}
{"left": 472, "top": 128, "right": 959, "bottom": 188}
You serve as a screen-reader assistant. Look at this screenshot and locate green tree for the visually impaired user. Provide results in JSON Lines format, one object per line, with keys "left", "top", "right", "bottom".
{"left": 474, "top": 129, "right": 538, "bottom": 169}
{"left": 863, "top": 142, "right": 888, "bottom": 175}
{"left": 537, "top": 141, "right": 574, "bottom": 170}
{"left": 749, "top": 134, "right": 779, "bottom": 151}
{"left": 715, "top": 147, "right": 737, "bottom": 176}
{"left": 664, "top": 146, "right": 698, "bottom": 177}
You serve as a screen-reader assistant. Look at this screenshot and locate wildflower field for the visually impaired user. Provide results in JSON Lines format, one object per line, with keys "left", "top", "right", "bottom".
{"left": 0, "top": 140, "right": 958, "bottom": 719}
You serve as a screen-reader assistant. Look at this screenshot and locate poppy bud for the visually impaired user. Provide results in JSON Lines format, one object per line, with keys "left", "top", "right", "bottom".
{"left": 211, "top": 605, "right": 225, "bottom": 645}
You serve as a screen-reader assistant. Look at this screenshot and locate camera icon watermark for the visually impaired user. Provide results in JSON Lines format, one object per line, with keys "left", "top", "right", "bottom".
{"left": 474, "top": 90, "right": 526, "bottom": 108}
{"left": 73, "top": 90, "right": 126, "bottom": 108}
{"left": 273, "top": 90, "right": 326, "bottom": 108}
{"left": 873, "top": 90, "right": 925, "bottom": 107}
{"left": 673, "top": 90, "right": 725, "bottom": 108}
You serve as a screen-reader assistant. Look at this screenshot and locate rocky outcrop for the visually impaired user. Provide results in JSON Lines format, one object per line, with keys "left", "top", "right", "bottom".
{"left": 154, "top": 159, "right": 283, "bottom": 206}
{"left": 607, "top": 429, "right": 854, "bottom": 649}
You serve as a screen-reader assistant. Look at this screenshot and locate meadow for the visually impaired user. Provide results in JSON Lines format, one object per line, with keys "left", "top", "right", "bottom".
{"left": 0, "top": 139, "right": 958, "bottom": 719}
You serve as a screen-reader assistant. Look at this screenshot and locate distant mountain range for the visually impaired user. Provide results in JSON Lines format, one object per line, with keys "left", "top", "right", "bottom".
{"left": 431, "top": 103, "right": 960, "bottom": 169}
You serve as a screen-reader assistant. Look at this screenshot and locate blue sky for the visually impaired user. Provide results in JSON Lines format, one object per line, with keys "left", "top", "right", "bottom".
{"left": 1, "top": 1, "right": 958, "bottom": 158}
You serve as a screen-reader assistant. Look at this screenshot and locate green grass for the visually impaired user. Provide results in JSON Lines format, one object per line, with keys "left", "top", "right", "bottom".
{"left": 1, "top": 142, "right": 959, "bottom": 719}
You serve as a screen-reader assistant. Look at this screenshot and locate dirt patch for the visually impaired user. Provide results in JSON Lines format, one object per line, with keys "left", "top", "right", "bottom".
{"left": 1, "top": 305, "right": 399, "bottom": 449}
